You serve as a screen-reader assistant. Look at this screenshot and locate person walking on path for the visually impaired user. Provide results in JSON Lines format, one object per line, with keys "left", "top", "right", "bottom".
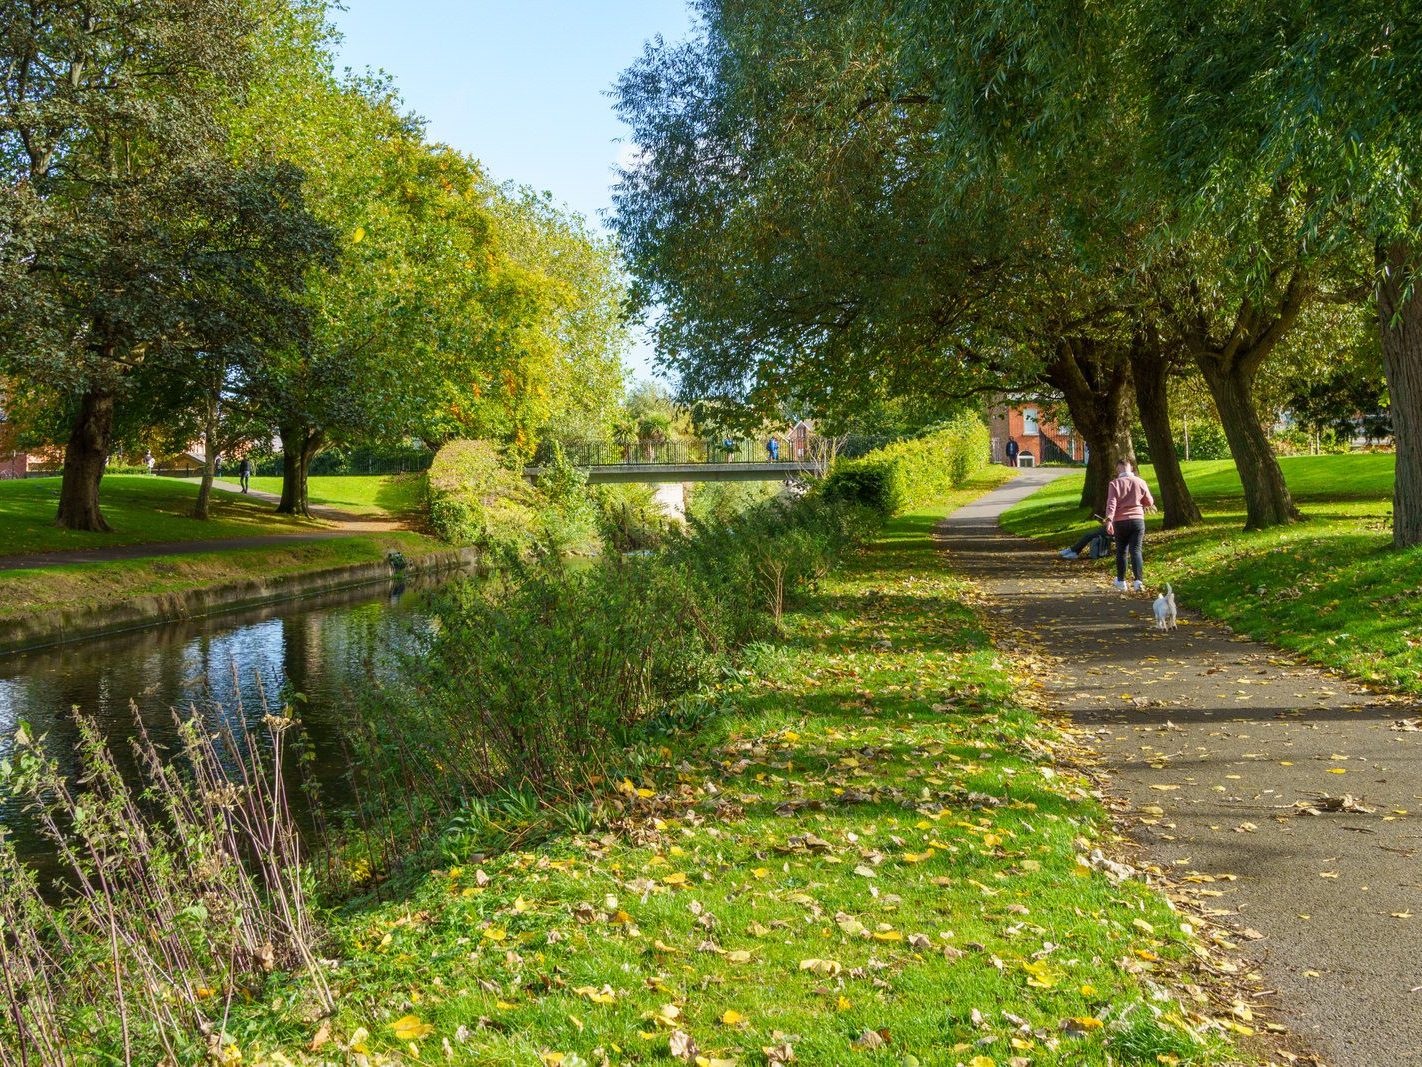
{"left": 766, "top": 435, "right": 780, "bottom": 462}
{"left": 238, "top": 456, "right": 253, "bottom": 494}
{"left": 1104, "top": 459, "right": 1154, "bottom": 592}
{"left": 1005, "top": 438, "right": 1019, "bottom": 467}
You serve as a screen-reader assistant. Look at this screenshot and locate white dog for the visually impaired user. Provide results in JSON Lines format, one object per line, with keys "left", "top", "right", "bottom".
{"left": 1152, "top": 584, "right": 1178, "bottom": 631}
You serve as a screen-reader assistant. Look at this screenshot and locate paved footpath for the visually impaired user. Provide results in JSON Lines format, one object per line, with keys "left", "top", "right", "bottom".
{"left": 941, "top": 470, "right": 1422, "bottom": 1067}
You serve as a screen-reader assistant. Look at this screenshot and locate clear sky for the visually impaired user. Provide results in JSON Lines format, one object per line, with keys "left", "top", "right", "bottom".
{"left": 330, "top": 1, "right": 699, "bottom": 380}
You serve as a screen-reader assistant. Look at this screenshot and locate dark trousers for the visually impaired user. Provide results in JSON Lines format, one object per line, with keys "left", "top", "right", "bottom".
{"left": 1114, "top": 518, "right": 1145, "bottom": 581}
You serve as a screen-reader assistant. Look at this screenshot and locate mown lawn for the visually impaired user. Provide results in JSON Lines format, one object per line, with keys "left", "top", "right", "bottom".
{"left": 247, "top": 474, "right": 426, "bottom": 518}
{"left": 1001, "top": 453, "right": 1421, "bottom": 694}
{"left": 223, "top": 473, "right": 1246, "bottom": 1065}
{"left": 0, "top": 475, "right": 320, "bottom": 556}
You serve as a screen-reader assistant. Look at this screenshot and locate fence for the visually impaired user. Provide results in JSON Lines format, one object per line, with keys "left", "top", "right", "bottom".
{"left": 542, "top": 435, "right": 899, "bottom": 467}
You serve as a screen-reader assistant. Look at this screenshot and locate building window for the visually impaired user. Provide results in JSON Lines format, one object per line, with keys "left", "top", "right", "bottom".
{"left": 1022, "top": 408, "right": 1040, "bottom": 435}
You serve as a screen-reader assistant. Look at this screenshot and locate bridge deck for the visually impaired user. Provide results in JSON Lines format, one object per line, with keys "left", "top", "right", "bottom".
{"left": 524, "top": 461, "right": 815, "bottom": 483}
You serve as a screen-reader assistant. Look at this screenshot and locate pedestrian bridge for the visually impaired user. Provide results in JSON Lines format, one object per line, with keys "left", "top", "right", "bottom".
{"left": 523, "top": 460, "right": 818, "bottom": 484}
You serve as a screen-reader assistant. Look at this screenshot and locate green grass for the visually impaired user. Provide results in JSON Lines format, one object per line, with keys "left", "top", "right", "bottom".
{"left": 246, "top": 474, "right": 426, "bottom": 518}
{"left": 0, "top": 531, "right": 445, "bottom": 626}
{"left": 220, "top": 471, "right": 1243, "bottom": 1065}
{"left": 0, "top": 475, "right": 320, "bottom": 556}
{"left": 1001, "top": 453, "right": 1422, "bottom": 694}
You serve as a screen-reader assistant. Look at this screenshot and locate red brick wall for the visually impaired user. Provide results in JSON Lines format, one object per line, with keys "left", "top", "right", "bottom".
{"left": 989, "top": 403, "right": 1079, "bottom": 463}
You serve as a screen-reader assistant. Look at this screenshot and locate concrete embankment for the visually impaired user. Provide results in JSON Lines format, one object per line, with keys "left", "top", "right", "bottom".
{"left": 0, "top": 546, "right": 478, "bottom": 656}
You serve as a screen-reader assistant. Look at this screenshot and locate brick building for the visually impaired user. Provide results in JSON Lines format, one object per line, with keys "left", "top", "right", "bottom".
{"left": 988, "top": 401, "right": 1083, "bottom": 466}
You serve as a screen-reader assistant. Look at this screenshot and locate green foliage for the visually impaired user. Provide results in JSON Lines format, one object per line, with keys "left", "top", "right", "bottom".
{"left": 533, "top": 441, "right": 602, "bottom": 557}
{"left": 685, "top": 480, "right": 779, "bottom": 526}
{"left": 1132, "top": 419, "right": 1230, "bottom": 464}
{"left": 821, "top": 418, "right": 989, "bottom": 515}
{"left": 593, "top": 482, "right": 677, "bottom": 553}
{"left": 425, "top": 440, "right": 537, "bottom": 557}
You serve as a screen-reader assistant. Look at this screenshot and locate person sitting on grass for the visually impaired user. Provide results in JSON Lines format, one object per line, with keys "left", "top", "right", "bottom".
{"left": 1059, "top": 522, "right": 1112, "bottom": 560}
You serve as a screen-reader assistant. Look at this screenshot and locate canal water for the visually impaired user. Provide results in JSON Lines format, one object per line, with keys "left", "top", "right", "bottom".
{"left": 0, "top": 575, "right": 455, "bottom": 873}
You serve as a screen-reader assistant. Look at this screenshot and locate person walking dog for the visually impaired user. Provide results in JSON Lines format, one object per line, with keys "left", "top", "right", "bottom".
{"left": 1104, "top": 459, "right": 1155, "bottom": 593}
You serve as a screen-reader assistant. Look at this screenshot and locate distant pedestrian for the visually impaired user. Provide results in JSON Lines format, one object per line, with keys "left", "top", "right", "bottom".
{"left": 144, "top": 451, "right": 155, "bottom": 476}
{"left": 1104, "top": 459, "right": 1155, "bottom": 593}
{"left": 722, "top": 437, "right": 736, "bottom": 461}
{"left": 766, "top": 436, "right": 780, "bottom": 462}
{"left": 239, "top": 456, "right": 253, "bottom": 493}
{"left": 1005, "top": 438, "right": 1020, "bottom": 467}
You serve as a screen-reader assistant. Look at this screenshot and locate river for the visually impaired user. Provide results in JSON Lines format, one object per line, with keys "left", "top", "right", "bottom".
{"left": 0, "top": 575, "right": 454, "bottom": 874}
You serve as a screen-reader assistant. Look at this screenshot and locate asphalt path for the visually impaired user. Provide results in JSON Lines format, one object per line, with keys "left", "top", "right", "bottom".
{"left": 941, "top": 469, "right": 1422, "bottom": 1067}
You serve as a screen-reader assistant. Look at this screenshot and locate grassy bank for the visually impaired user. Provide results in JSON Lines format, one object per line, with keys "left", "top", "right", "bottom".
{"left": 1000, "top": 454, "right": 1420, "bottom": 693}
{"left": 215, "top": 472, "right": 1242, "bottom": 1065}
{"left": 0, "top": 476, "right": 324, "bottom": 556}
{"left": 247, "top": 474, "right": 426, "bottom": 518}
{"left": 0, "top": 531, "right": 443, "bottom": 625}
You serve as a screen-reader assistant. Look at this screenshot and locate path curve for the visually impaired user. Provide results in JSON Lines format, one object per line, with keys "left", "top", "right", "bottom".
{"left": 940, "top": 470, "right": 1422, "bottom": 1067}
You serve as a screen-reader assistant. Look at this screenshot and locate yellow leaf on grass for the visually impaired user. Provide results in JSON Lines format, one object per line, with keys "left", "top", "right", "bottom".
{"left": 752, "top": 867, "right": 770, "bottom": 879}
{"left": 902, "top": 851, "right": 934, "bottom": 864}
{"left": 799, "top": 958, "right": 843, "bottom": 977}
{"left": 352, "top": 226, "right": 366, "bottom": 244}
{"left": 721, "top": 1009, "right": 748, "bottom": 1026}
{"left": 496, "top": 1000, "right": 518, "bottom": 1010}
{"left": 573, "top": 985, "right": 616, "bottom": 1004}
{"left": 969, "top": 1056, "right": 997, "bottom": 1067}
{"left": 389, "top": 1015, "right": 433, "bottom": 1041}
{"left": 1021, "top": 959, "right": 1063, "bottom": 988}
{"left": 1068, "top": 1016, "right": 1103, "bottom": 1031}
{"left": 872, "top": 929, "right": 903, "bottom": 942}
{"left": 662, "top": 872, "right": 689, "bottom": 886}
{"left": 483, "top": 927, "right": 507, "bottom": 942}
{"left": 727, "top": 950, "right": 753, "bottom": 964}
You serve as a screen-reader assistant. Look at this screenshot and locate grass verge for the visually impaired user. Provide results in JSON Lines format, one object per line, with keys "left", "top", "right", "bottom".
{"left": 0, "top": 475, "right": 323, "bottom": 555}
{"left": 999, "top": 454, "right": 1420, "bottom": 694}
{"left": 220, "top": 472, "right": 1242, "bottom": 1065}
{"left": 247, "top": 474, "right": 426, "bottom": 518}
{"left": 0, "top": 531, "right": 444, "bottom": 625}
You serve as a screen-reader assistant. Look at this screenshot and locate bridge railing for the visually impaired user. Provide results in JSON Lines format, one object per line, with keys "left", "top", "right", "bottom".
{"left": 542, "top": 435, "right": 899, "bottom": 468}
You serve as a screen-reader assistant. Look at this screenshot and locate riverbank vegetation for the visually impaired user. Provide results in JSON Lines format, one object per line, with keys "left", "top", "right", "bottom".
{"left": 1001, "top": 454, "right": 1422, "bottom": 694}
{"left": 2, "top": 454, "right": 1260, "bottom": 1063}
{"left": 13, "top": 429, "right": 1268, "bottom": 1066}
{"left": 0, "top": 532, "right": 441, "bottom": 632}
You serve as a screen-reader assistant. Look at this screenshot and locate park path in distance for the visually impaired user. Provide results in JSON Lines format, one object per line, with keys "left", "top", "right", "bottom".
{"left": 940, "top": 470, "right": 1422, "bottom": 1067}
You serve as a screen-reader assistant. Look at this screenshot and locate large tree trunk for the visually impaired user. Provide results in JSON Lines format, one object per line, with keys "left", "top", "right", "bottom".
{"left": 56, "top": 389, "right": 115, "bottom": 532}
{"left": 1130, "top": 339, "right": 1202, "bottom": 529}
{"left": 1047, "top": 341, "right": 1133, "bottom": 516}
{"left": 193, "top": 391, "right": 218, "bottom": 520}
{"left": 1378, "top": 240, "right": 1422, "bottom": 549}
{"left": 276, "top": 423, "right": 323, "bottom": 516}
{"left": 1197, "top": 354, "right": 1300, "bottom": 530}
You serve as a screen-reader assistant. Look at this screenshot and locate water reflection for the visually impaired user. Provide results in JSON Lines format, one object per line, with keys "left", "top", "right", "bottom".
{"left": 0, "top": 575, "right": 452, "bottom": 871}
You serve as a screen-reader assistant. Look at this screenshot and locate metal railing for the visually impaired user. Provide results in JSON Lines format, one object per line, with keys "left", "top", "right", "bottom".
{"left": 542, "top": 435, "right": 898, "bottom": 467}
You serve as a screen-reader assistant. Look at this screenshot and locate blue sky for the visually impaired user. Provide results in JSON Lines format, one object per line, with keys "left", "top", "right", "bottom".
{"left": 331, "top": 1, "right": 699, "bottom": 380}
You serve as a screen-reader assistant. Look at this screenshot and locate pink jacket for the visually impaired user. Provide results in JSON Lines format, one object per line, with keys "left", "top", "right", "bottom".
{"left": 1105, "top": 473, "right": 1154, "bottom": 523}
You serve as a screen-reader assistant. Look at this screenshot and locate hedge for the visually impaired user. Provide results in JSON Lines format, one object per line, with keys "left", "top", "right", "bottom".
{"left": 820, "top": 417, "right": 990, "bottom": 515}
{"left": 425, "top": 439, "right": 537, "bottom": 556}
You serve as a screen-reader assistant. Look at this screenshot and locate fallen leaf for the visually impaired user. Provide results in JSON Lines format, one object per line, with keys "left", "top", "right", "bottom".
{"left": 390, "top": 1015, "right": 433, "bottom": 1041}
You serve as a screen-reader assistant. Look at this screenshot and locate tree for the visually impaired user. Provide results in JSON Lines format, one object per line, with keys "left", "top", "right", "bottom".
{"left": 1126, "top": 1, "right": 1422, "bottom": 544}
{"left": 0, "top": 0, "right": 310, "bottom": 531}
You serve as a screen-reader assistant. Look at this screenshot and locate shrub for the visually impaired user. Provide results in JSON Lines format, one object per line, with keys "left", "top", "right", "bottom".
{"left": 594, "top": 482, "right": 678, "bottom": 552}
{"left": 686, "top": 479, "right": 780, "bottom": 526}
{"left": 820, "top": 416, "right": 989, "bottom": 515}
{"left": 533, "top": 441, "right": 602, "bottom": 557}
{"left": 425, "top": 439, "right": 538, "bottom": 557}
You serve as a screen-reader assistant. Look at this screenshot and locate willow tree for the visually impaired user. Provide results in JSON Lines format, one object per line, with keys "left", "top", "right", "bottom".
{"left": 1130, "top": 0, "right": 1422, "bottom": 546}
{"left": 612, "top": 3, "right": 1038, "bottom": 429}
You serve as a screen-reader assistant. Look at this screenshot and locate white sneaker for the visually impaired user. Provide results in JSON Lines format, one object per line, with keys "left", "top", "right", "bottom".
{"left": 1112, "top": 579, "right": 1128, "bottom": 592}
{"left": 1132, "top": 580, "right": 1145, "bottom": 592}
{"left": 1059, "top": 549, "right": 1078, "bottom": 559}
